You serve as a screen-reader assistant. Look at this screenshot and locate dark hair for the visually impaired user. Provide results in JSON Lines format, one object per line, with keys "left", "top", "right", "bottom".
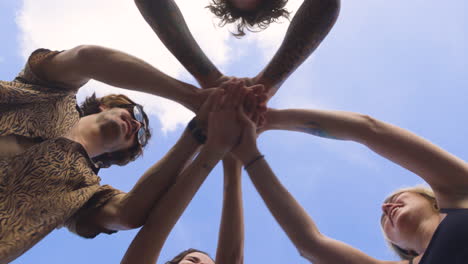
{"left": 165, "top": 249, "right": 212, "bottom": 264}
{"left": 80, "top": 93, "right": 152, "bottom": 168}
{"left": 207, "top": 0, "right": 290, "bottom": 37}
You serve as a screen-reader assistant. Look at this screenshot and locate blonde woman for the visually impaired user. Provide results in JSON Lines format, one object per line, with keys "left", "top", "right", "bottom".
{"left": 233, "top": 108, "right": 468, "bottom": 264}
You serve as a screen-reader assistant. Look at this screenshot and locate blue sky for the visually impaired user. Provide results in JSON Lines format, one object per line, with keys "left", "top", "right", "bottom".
{"left": 1, "top": 0, "right": 467, "bottom": 263}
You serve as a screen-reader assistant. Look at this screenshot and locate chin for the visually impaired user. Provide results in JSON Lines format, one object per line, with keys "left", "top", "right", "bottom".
{"left": 98, "top": 119, "right": 124, "bottom": 146}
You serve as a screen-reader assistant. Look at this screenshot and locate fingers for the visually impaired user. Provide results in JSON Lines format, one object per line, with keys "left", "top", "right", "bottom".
{"left": 222, "top": 81, "right": 247, "bottom": 110}
{"left": 237, "top": 100, "right": 252, "bottom": 125}
{"left": 211, "top": 90, "right": 224, "bottom": 112}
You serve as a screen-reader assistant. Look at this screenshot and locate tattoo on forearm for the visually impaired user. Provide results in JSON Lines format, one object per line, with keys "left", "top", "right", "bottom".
{"left": 297, "top": 121, "right": 339, "bottom": 139}
{"left": 136, "top": 0, "right": 221, "bottom": 84}
{"left": 262, "top": 0, "right": 340, "bottom": 95}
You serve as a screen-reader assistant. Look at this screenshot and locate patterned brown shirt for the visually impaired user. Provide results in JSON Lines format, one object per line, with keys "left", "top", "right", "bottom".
{"left": 0, "top": 49, "right": 123, "bottom": 263}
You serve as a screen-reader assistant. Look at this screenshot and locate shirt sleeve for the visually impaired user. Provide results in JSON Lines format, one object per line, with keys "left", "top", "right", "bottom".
{"left": 14, "top": 48, "right": 80, "bottom": 91}
{"left": 65, "top": 184, "right": 126, "bottom": 239}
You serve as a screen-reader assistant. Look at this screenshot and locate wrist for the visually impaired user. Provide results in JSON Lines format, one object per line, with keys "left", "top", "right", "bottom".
{"left": 244, "top": 154, "right": 264, "bottom": 170}
{"left": 239, "top": 148, "right": 261, "bottom": 165}
{"left": 262, "top": 108, "right": 280, "bottom": 131}
{"left": 203, "top": 143, "right": 230, "bottom": 158}
{"left": 181, "top": 83, "right": 200, "bottom": 111}
{"left": 187, "top": 117, "right": 207, "bottom": 144}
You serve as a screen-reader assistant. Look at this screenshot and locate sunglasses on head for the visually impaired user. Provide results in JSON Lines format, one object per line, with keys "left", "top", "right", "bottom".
{"left": 116, "top": 103, "right": 148, "bottom": 145}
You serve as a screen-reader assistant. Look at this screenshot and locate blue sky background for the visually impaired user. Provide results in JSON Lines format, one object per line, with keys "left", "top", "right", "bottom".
{"left": 1, "top": 0, "right": 467, "bottom": 263}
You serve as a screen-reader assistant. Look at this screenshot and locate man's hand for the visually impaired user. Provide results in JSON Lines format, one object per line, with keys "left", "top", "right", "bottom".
{"left": 205, "top": 85, "right": 247, "bottom": 155}
{"left": 219, "top": 79, "right": 268, "bottom": 127}
{"left": 232, "top": 92, "right": 261, "bottom": 164}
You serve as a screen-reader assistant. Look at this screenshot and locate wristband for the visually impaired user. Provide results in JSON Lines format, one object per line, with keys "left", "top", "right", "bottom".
{"left": 188, "top": 118, "right": 207, "bottom": 144}
{"left": 244, "top": 154, "right": 264, "bottom": 170}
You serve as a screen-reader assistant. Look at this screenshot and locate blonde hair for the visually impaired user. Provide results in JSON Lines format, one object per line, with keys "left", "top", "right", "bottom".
{"left": 381, "top": 185, "right": 438, "bottom": 260}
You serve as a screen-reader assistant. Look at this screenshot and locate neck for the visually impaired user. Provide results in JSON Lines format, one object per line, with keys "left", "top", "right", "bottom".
{"left": 412, "top": 213, "right": 445, "bottom": 254}
{"left": 66, "top": 118, "right": 104, "bottom": 158}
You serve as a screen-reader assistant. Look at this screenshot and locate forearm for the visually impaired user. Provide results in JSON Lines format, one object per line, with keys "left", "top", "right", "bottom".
{"left": 257, "top": 0, "right": 340, "bottom": 96}
{"left": 245, "top": 156, "right": 322, "bottom": 258}
{"left": 121, "top": 147, "right": 222, "bottom": 264}
{"left": 263, "top": 108, "right": 372, "bottom": 141}
{"left": 265, "top": 108, "right": 468, "bottom": 197}
{"left": 135, "top": 0, "right": 222, "bottom": 88}
{"left": 77, "top": 45, "right": 200, "bottom": 111}
{"left": 110, "top": 129, "right": 201, "bottom": 230}
{"left": 216, "top": 158, "right": 244, "bottom": 264}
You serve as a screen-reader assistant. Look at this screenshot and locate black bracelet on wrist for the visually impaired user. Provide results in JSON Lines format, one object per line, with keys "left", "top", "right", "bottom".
{"left": 188, "top": 118, "right": 207, "bottom": 144}
{"left": 244, "top": 154, "right": 265, "bottom": 170}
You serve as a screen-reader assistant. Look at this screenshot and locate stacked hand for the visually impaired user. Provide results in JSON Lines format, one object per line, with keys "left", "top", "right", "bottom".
{"left": 195, "top": 80, "right": 262, "bottom": 166}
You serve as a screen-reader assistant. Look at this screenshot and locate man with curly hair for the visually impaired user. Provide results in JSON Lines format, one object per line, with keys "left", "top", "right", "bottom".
{"left": 207, "top": 0, "right": 291, "bottom": 37}
{"left": 135, "top": 0, "right": 340, "bottom": 98}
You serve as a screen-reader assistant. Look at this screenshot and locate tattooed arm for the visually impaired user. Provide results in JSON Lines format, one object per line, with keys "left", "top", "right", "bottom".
{"left": 135, "top": 0, "right": 226, "bottom": 88}
{"left": 256, "top": 0, "right": 340, "bottom": 98}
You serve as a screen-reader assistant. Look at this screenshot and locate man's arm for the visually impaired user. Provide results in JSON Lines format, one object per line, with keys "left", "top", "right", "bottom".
{"left": 134, "top": 0, "right": 225, "bottom": 88}
{"left": 263, "top": 108, "right": 468, "bottom": 208}
{"left": 36, "top": 45, "right": 202, "bottom": 111}
{"left": 91, "top": 127, "right": 201, "bottom": 231}
{"left": 215, "top": 156, "right": 244, "bottom": 264}
{"left": 256, "top": 0, "right": 340, "bottom": 98}
{"left": 121, "top": 145, "right": 224, "bottom": 264}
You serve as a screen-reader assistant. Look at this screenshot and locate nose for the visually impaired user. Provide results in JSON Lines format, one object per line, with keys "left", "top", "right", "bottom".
{"left": 382, "top": 203, "right": 393, "bottom": 216}
{"left": 131, "top": 119, "right": 142, "bottom": 133}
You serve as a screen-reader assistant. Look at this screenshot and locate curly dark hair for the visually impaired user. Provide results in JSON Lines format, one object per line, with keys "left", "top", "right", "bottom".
{"left": 80, "top": 93, "right": 152, "bottom": 168}
{"left": 207, "top": 0, "right": 290, "bottom": 37}
{"left": 165, "top": 248, "right": 213, "bottom": 264}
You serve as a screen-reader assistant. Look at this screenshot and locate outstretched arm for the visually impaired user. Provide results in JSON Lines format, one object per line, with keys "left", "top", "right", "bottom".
{"left": 256, "top": 0, "right": 340, "bottom": 98}
{"left": 233, "top": 107, "right": 389, "bottom": 264}
{"left": 134, "top": 0, "right": 225, "bottom": 88}
{"left": 35, "top": 45, "right": 203, "bottom": 111}
{"left": 244, "top": 155, "right": 391, "bottom": 264}
{"left": 262, "top": 108, "right": 468, "bottom": 208}
{"left": 215, "top": 155, "right": 244, "bottom": 264}
{"left": 121, "top": 145, "right": 225, "bottom": 264}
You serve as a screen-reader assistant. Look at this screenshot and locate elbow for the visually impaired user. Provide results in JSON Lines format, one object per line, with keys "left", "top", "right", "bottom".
{"left": 312, "top": 0, "right": 341, "bottom": 24}
{"left": 329, "top": 0, "right": 341, "bottom": 17}
{"left": 355, "top": 114, "right": 386, "bottom": 144}
{"left": 73, "top": 44, "right": 109, "bottom": 64}
{"left": 114, "top": 207, "right": 146, "bottom": 230}
{"left": 325, "top": 0, "right": 341, "bottom": 24}
{"left": 294, "top": 230, "right": 324, "bottom": 262}
{"left": 118, "top": 214, "right": 145, "bottom": 230}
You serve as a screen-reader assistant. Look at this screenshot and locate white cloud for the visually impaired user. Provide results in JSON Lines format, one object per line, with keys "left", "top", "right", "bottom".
{"left": 15, "top": 0, "right": 315, "bottom": 132}
{"left": 16, "top": 0, "right": 232, "bottom": 132}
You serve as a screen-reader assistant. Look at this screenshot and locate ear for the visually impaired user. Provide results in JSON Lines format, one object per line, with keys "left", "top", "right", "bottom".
{"left": 99, "top": 105, "right": 109, "bottom": 112}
